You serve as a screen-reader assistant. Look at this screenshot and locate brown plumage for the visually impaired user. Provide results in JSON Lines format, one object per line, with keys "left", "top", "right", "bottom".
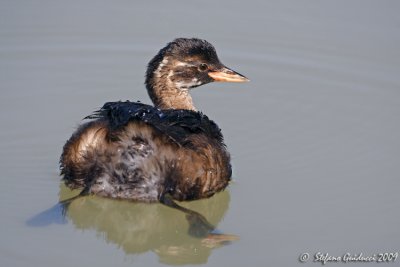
{"left": 60, "top": 38, "right": 248, "bottom": 202}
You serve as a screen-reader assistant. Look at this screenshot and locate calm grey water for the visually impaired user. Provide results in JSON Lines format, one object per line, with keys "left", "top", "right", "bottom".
{"left": 1, "top": 1, "right": 399, "bottom": 266}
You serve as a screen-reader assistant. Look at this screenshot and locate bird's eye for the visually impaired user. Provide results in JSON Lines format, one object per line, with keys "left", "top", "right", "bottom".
{"left": 198, "top": 63, "right": 208, "bottom": 72}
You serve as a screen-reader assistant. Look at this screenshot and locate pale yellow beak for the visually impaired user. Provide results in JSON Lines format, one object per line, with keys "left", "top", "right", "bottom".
{"left": 208, "top": 67, "right": 249, "bottom": 83}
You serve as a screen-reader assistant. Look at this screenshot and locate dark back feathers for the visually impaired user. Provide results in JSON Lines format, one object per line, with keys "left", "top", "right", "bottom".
{"left": 86, "top": 101, "right": 224, "bottom": 147}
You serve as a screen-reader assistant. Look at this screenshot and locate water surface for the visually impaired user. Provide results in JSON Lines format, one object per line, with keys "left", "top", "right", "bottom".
{"left": 1, "top": 1, "right": 399, "bottom": 266}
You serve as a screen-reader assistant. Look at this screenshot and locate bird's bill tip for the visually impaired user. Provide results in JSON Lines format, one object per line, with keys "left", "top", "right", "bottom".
{"left": 208, "top": 67, "right": 249, "bottom": 83}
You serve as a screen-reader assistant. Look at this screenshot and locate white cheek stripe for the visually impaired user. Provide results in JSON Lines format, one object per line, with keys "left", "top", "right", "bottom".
{"left": 175, "top": 62, "right": 196, "bottom": 68}
{"left": 154, "top": 58, "right": 169, "bottom": 78}
{"left": 155, "top": 59, "right": 202, "bottom": 89}
{"left": 175, "top": 78, "right": 202, "bottom": 89}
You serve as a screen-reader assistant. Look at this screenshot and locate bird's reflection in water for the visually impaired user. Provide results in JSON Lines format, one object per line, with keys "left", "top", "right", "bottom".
{"left": 59, "top": 184, "right": 237, "bottom": 265}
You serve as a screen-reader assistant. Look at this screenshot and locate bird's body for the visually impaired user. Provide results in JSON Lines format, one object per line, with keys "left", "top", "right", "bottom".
{"left": 61, "top": 101, "right": 231, "bottom": 201}
{"left": 60, "top": 38, "right": 248, "bottom": 202}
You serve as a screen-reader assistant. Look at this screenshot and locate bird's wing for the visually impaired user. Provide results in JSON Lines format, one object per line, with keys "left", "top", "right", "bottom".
{"left": 86, "top": 101, "right": 224, "bottom": 146}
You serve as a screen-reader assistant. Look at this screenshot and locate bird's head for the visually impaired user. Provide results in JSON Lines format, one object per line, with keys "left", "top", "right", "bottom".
{"left": 145, "top": 38, "right": 248, "bottom": 110}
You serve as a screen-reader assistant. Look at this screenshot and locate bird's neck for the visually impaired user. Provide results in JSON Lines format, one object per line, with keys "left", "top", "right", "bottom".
{"left": 146, "top": 70, "right": 196, "bottom": 111}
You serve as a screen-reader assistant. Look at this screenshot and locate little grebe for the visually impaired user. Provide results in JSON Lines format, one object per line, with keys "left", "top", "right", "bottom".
{"left": 60, "top": 38, "right": 248, "bottom": 204}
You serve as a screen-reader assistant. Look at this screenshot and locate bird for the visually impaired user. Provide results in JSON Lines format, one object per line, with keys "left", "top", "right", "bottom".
{"left": 60, "top": 38, "right": 248, "bottom": 208}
